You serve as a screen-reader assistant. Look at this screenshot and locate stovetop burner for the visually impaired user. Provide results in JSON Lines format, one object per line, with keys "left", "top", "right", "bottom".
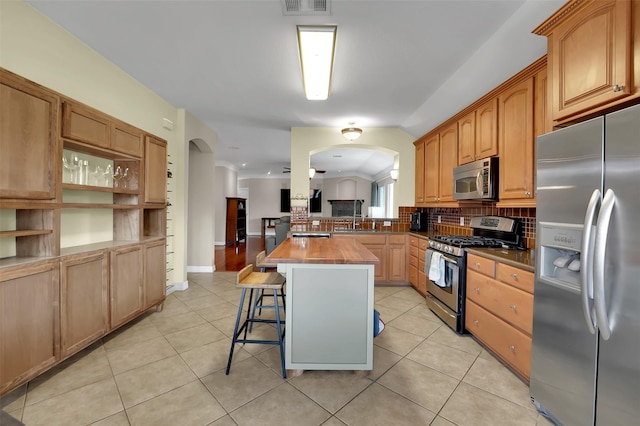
{"left": 430, "top": 235, "right": 507, "bottom": 248}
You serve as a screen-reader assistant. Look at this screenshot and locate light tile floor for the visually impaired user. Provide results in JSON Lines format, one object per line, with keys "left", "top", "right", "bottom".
{"left": 1, "top": 272, "right": 553, "bottom": 426}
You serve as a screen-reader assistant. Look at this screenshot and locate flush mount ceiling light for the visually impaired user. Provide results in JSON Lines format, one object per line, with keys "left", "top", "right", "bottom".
{"left": 297, "top": 25, "right": 337, "bottom": 100}
{"left": 341, "top": 122, "right": 362, "bottom": 141}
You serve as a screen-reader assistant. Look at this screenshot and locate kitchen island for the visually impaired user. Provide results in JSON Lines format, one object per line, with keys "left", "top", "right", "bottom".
{"left": 266, "top": 236, "right": 379, "bottom": 371}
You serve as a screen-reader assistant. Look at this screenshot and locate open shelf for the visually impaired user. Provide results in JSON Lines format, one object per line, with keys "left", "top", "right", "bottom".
{"left": 0, "top": 229, "right": 53, "bottom": 238}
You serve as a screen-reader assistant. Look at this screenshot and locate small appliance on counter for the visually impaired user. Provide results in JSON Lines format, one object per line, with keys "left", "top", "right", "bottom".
{"left": 410, "top": 211, "right": 428, "bottom": 231}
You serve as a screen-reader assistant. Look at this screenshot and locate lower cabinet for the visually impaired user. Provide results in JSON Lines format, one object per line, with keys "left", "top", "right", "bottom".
{"left": 333, "top": 234, "right": 406, "bottom": 283}
{"left": 465, "top": 253, "right": 534, "bottom": 381}
{"left": 60, "top": 251, "right": 108, "bottom": 358}
{"left": 110, "top": 245, "right": 144, "bottom": 330}
{"left": 407, "top": 235, "right": 427, "bottom": 296}
{"left": 143, "top": 239, "right": 166, "bottom": 309}
{"left": 0, "top": 261, "right": 60, "bottom": 395}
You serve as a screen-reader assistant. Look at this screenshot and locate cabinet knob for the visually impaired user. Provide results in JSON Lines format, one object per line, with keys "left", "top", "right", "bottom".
{"left": 509, "top": 304, "right": 517, "bottom": 312}
{"left": 525, "top": 191, "right": 532, "bottom": 196}
{"left": 475, "top": 287, "right": 480, "bottom": 294}
{"left": 508, "top": 345, "right": 516, "bottom": 351}
{"left": 475, "top": 262, "right": 481, "bottom": 268}
{"left": 613, "top": 84, "right": 625, "bottom": 92}
{"left": 474, "top": 319, "right": 479, "bottom": 324}
{"left": 511, "top": 273, "right": 518, "bottom": 280}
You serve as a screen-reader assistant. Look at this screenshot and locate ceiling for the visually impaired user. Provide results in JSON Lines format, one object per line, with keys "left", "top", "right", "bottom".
{"left": 28, "top": 0, "right": 563, "bottom": 179}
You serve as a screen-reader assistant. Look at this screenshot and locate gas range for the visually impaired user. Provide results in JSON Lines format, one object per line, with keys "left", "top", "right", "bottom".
{"left": 428, "top": 216, "right": 524, "bottom": 256}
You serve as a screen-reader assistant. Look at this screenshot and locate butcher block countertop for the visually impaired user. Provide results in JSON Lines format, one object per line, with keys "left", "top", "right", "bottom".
{"left": 266, "top": 237, "right": 380, "bottom": 265}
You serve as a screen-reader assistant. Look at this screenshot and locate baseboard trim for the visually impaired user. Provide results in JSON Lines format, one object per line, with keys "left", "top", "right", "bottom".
{"left": 187, "top": 266, "right": 215, "bottom": 273}
{"left": 166, "top": 280, "right": 189, "bottom": 295}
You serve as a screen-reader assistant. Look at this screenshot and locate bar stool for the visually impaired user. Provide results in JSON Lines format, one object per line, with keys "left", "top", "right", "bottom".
{"left": 226, "top": 264, "right": 287, "bottom": 379}
{"left": 250, "top": 251, "right": 285, "bottom": 331}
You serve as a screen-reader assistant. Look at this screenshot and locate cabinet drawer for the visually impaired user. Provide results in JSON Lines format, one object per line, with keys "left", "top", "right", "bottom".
{"left": 466, "top": 300, "right": 531, "bottom": 380}
{"left": 467, "top": 270, "right": 533, "bottom": 334}
{"left": 389, "top": 234, "right": 405, "bottom": 245}
{"left": 496, "top": 263, "right": 534, "bottom": 293}
{"left": 467, "top": 253, "right": 496, "bottom": 277}
{"left": 408, "top": 254, "right": 419, "bottom": 269}
{"left": 409, "top": 236, "right": 419, "bottom": 247}
{"left": 419, "top": 239, "right": 429, "bottom": 250}
{"left": 355, "top": 234, "right": 386, "bottom": 245}
{"left": 408, "top": 266, "right": 418, "bottom": 287}
{"left": 409, "top": 245, "right": 419, "bottom": 258}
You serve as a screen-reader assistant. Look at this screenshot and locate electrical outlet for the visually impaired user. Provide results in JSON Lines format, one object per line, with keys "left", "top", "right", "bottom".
{"left": 438, "top": 215, "right": 442, "bottom": 223}
{"left": 383, "top": 221, "right": 391, "bottom": 227}
{"left": 312, "top": 220, "right": 320, "bottom": 226}
{"left": 460, "top": 217, "right": 465, "bottom": 226}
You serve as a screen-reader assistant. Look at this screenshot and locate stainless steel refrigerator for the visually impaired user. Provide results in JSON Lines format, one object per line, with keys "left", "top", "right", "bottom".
{"left": 530, "top": 103, "right": 640, "bottom": 426}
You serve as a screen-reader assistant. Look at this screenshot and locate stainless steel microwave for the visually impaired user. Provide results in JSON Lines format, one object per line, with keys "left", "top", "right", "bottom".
{"left": 453, "top": 157, "right": 498, "bottom": 201}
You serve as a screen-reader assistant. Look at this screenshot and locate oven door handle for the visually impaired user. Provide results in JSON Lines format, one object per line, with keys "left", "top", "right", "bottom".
{"left": 426, "top": 249, "right": 458, "bottom": 265}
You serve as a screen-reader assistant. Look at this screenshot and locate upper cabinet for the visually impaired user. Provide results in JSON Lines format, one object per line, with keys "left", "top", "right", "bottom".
{"left": 144, "top": 135, "right": 168, "bottom": 204}
{"left": 0, "top": 71, "right": 59, "bottom": 200}
{"left": 414, "top": 137, "right": 426, "bottom": 205}
{"left": 498, "top": 77, "right": 535, "bottom": 205}
{"left": 458, "top": 98, "right": 498, "bottom": 165}
{"left": 62, "top": 100, "right": 143, "bottom": 157}
{"left": 422, "top": 123, "right": 458, "bottom": 206}
{"left": 534, "top": 0, "right": 638, "bottom": 124}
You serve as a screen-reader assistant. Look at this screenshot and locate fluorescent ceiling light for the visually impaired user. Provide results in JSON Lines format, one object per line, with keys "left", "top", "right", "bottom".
{"left": 297, "top": 25, "right": 336, "bottom": 100}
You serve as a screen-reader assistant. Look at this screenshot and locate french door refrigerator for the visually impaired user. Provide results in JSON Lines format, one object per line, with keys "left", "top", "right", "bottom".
{"left": 530, "top": 103, "right": 640, "bottom": 426}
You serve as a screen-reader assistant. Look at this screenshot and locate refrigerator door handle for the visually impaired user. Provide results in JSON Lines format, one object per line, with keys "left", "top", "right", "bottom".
{"left": 581, "top": 189, "right": 600, "bottom": 334}
{"left": 594, "top": 188, "right": 615, "bottom": 341}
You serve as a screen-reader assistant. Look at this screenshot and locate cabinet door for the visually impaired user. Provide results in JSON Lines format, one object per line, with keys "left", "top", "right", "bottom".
{"left": 61, "top": 101, "right": 110, "bottom": 149}
{"left": 0, "top": 262, "right": 59, "bottom": 395}
{"left": 387, "top": 242, "right": 406, "bottom": 282}
{"left": 498, "top": 77, "right": 535, "bottom": 202}
{"left": 414, "top": 139, "right": 426, "bottom": 205}
{"left": 439, "top": 123, "right": 458, "bottom": 202}
{"left": 457, "top": 111, "right": 476, "bottom": 165}
{"left": 60, "top": 252, "right": 108, "bottom": 358}
{"left": 112, "top": 121, "right": 143, "bottom": 157}
{"left": 144, "top": 239, "right": 166, "bottom": 309}
{"left": 366, "top": 245, "right": 386, "bottom": 282}
{"left": 534, "top": 67, "right": 552, "bottom": 137}
{"left": 549, "top": 0, "right": 631, "bottom": 121}
{"left": 110, "top": 246, "right": 143, "bottom": 329}
{"left": 424, "top": 134, "right": 440, "bottom": 203}
{"left": 475, "top": 98, "right": 499, "bottom": 160}
{"left": 1, "top": 70, "right": 58, "bottom": 200}
{"left": 144, "top": 135, "right": 168, "bottom": 203}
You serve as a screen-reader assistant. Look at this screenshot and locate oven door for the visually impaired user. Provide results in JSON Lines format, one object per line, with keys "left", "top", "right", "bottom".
{"left": 425, "top": 249, "right": 460, "bottom": 312}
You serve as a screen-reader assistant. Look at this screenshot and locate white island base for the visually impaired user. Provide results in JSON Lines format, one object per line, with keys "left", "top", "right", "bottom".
{"left": 278, "top": 263, "right": 375, "bottom": 371}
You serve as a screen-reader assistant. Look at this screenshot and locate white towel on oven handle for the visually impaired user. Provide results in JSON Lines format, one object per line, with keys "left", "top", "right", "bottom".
{"left": 428, "top": 251, "right": 442, "bottom": 282}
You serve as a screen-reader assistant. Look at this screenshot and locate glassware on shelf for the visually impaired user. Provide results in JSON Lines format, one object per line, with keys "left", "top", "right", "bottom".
{"left": 113, "top": 165, "right": 123, "bottom": 189}
{"left": 121, "top": 167, "right": 130, "bottom": 189}
{"left": 62, "top": 154, "right": 72, "bottom": 183}
{"left": 90, "top": 165, "right": 103, "bottom": 186}
{"left": 71, "top": 155, "right": 80, "bottom": 184}
{"left": 103, "top": 164, "right": 113, "bottom": 187}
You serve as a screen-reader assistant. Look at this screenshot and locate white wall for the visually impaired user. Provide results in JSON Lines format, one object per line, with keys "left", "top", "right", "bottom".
{"left": 214, "top": 165, "right": 239, "bottom": 245}
{"left": 238, "top": 178, "right": 290, "bottom": 235}
{"left": 290, "top": 128, "right": 415, "bottom": 216}
{"left": 184, "top": 112, "right": 217, "bottom": 271}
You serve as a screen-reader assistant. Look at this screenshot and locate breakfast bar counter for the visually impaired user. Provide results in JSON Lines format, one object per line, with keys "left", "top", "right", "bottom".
{"left": 266, "top": 237, "right": 379, "bottom": 371}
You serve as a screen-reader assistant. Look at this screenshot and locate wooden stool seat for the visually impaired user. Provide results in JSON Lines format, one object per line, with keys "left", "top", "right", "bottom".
{"left": 255, "top": 250, "right": 278, "bottom": 271}
{"left": 250, "top": 251, "right": 285, "bottom": 332}
{"left": 226, "top": 264, "right": 287, "bottom": 378}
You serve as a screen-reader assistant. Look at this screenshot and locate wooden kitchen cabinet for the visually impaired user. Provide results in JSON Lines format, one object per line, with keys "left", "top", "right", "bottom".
{"left": 458, "top": 98, "right": 498, "bottom": 165}
{"left": 353, "top": 234, "right": 386, "bottom": 282}
{"left": 534, "top": 0, "right": 635, "bottom": 124}
{"left": 144, "top": 135, "right": 168, "bottom": 204}
{"left": 1, "top": 70, "right": 59, "bottom": 200}
{"left": 0, "top": 261, "right": 59, "bottom": 395}
{"left": 498, "top": 77, "right": 535, "bottom": 206}
{"left": 110, "top": 245, "right": 143, "bottom": 330}
{"left": 60, "top": 251, "right": 108, "bottom": 358}
{"left": 407, "top": 235, "right": 427, "bottom": 296}
{"left": 424, "top": 123, "right": 458, "bottom": 206}
{"left": 0, "top": 68, "right": 168, "bottom": 397}
{"left": 534, "top": 67, "right": 552, "bottom": 137}
{"left": 417, "top": 237, "right": 428, "bottom": 295}
{"left": 387, "top": 234, "right": 406, "bottom": 282}
{"left": 465, "top": 252, "right": 534, "bottom": 381}
{"left": 414, "top": 138, "right": 426, "bottom": 205}
{"left": 143, "top": 239, "right": 166, "bottom": 309}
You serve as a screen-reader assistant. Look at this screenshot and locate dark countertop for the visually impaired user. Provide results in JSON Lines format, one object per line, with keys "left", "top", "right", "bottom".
{"left": 465, "top": 247, "right": 535, "bottom": 272}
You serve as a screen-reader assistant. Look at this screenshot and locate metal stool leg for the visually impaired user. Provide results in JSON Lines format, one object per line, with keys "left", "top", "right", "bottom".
{"left": 272, "top": 288, "right": 286, "bottom": 379}
{"left": 226, "top": 288, "right": 248, "bottom": 375}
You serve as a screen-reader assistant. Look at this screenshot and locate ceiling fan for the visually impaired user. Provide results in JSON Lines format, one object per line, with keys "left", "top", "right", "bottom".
{"left": 283, "top": 166, "right": 326, "bottom": 174}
